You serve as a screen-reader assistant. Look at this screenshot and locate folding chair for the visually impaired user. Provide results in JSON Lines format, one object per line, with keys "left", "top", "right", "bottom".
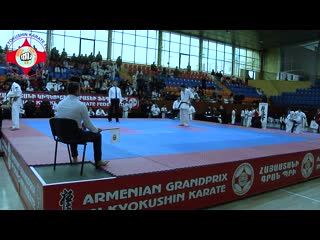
{"left": 49, "top": 117, "right": 89, "bottom": 175}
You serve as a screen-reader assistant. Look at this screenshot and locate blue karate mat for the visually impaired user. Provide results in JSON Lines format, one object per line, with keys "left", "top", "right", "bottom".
{"left": 23, "top": 119, "right": 313, "bottom": 161}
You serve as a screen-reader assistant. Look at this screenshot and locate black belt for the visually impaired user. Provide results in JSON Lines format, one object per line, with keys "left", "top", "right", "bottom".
{"left": 178, "top": 102, "right": 189, "bottom": 108}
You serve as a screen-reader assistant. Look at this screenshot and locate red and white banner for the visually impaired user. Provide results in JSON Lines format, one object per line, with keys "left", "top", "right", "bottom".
{"left": 0, "top": 91, "right": 139, "bottom": 109}
{"left": 259, "top": 102, "right": 268, "bottom": 129}
{"left": 41, "top": 150, "right": 320, "bottom": 210}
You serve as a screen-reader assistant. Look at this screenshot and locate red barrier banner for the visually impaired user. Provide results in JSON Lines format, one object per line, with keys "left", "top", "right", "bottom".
{"left": 0, "top": 91, "right": 139, "bottom": 109}
{"left": 41, "top": 150, "right": 320, "bottom": 210}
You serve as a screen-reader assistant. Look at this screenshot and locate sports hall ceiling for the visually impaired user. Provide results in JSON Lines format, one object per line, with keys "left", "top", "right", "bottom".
{"left": 172, "top": 30, "right": 320, "bottom": 51}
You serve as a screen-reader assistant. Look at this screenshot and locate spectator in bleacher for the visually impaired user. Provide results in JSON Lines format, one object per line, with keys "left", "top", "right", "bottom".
{"left": 82, "top": 76, "right": 91, "bottom": 92}
{"left": 168, "top": 69, "right": 174, "bottom": 79}
{"left": 125, "top": 84, "right": 134, "bottom": 96}
{"left": 96, "top": 51, "right": 102, "bottom": 62}
{"left": 69, "top": 73, "right": 80, "bottom": 83}
{"left": 187, "top": 64, "right": 191, "bottom": 72}
{"left": 104, "top": 64, "right": 112, "bottom": 79}
{"left": 42, "top": 68, "right": 49, "bottom": 81}
{"left": 231, "top": 75, "right": 237, "bottom": 84}
{"left": 131, "top": 73, "right": 137, "bottom": 90}
{"left": 100, "top": 82, "right": 108, "bottom": 94}
{"left": 111, "top": 62, "right": 117, "bottom": 80}
{"left": 220, "top": 76, "right": 225, "bottom": 84}
{"left": 93, "top": 77, "right": 102, "bottom": 93}
{"left": 151, "top": 62, "right": 158, "bottom": 72}
{"left": 97, "top": 63, "right": 105, "bottom": 77}
{"left": 62, "top": 58, "right": 70, "bottom": 72}
{"left": 173, "top": 66, "right": 180, "bottom": 78}
{"left": 201, "top": 78, "right": 207, "bottom": 89}
{"left": 197, "top": 87, "right": 204, "bottom": 100}
{"left": 54, "top": 63, "right": 61, "bottom": 77}
{"left": 118, "top": 79, "right": 128, "bottom": 94}
{"left": 217, "top": 71, "right": 223, "bottom": 78}
{"left": 91, "top": 60, "right": 99, "bottom": 76}
{"left": 88, "top": 52, "right": 95, "bottom": 63}
{"left": 161, "top": 67, "right": 167, "bottom": 77}
{"left": 136, "top": 68, "right": 144, "bottom": 97}
{"left": 60, "top": 48, "right": 67, "bottom": 62}
{"left": 26, "top": 84, "right": 34, "bottom": 92}
{"left": 135, "top": 67, "right": 143, "bottom": 80}
{"left": 151, "top": 88, "right": 160, "bottom": 100}
{"left": 229, "top": 92, "right": 234, "bottom": 103}
{"left": 116, "top": 56, "right": 122, "bottom": 71}
{"left": 164, "top": 91, "right": 175, "bottom": 100}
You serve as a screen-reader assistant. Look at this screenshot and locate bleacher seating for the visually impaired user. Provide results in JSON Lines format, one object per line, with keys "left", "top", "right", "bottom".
{"left": 270, "top": 85, "right": 320, "bottom": 108}
{"left": 226, "top": 83, "right": 262, "bottom": 98}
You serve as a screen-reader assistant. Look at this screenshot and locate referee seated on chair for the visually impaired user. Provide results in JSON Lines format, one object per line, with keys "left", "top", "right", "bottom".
{"left": 55, "top": 81, "right": 108, "bottom": 169}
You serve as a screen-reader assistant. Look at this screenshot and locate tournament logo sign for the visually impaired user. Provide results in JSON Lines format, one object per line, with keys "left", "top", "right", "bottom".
{"left": 232, "top": 162, "right": 254, "bottom": 196}
{"left": 5, "top": 32, "right": 47, "bottom": 77}
{"left": 301, "top": 152, "right": 314, "bottom": 179}
{"left": 129, "top": 97, "right": 138, "bottom": 108}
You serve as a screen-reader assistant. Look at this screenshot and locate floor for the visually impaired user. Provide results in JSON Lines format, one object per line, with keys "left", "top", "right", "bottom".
{"left": 2, "top": 155, "right": 320, "bottom": 210}
{"left": 0, "top": 157, "right": 25, "bottom": 210}
{"left": 208, "top": 177, "right": 320, "bottom": 210}
{"left": 22, "top": 118, "right": 313, "bottom": 161}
